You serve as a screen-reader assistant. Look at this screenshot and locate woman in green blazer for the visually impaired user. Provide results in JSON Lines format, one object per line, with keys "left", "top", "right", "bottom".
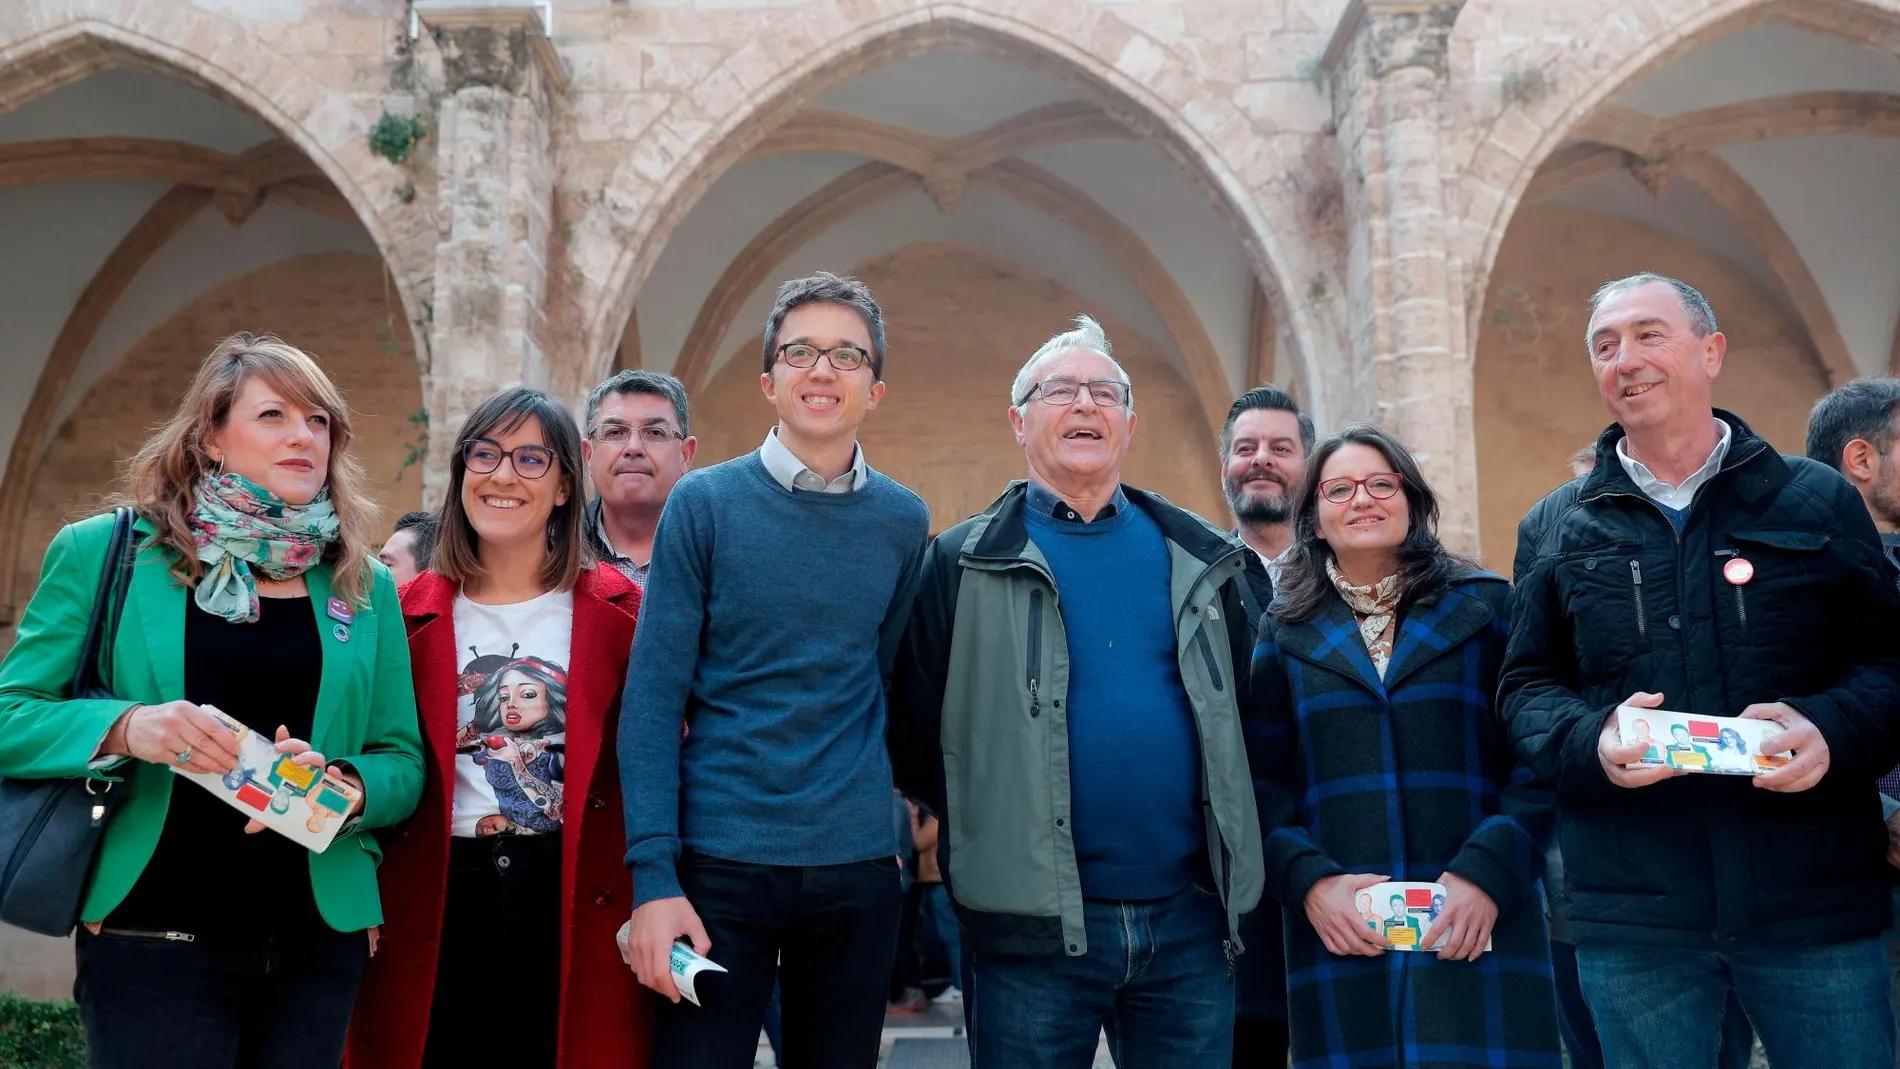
{"left": 0, "top": 334, "right": 423, "bottom": 1069}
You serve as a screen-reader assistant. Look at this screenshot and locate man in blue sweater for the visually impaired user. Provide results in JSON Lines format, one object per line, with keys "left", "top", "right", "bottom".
{"left": 620, "top": 272, "right": 930, "bottom": 1068}
{"left": 889, "top": 315, "right": 1266, "bottom": 1068}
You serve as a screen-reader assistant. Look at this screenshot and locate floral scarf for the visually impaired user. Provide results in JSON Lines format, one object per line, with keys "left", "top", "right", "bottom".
{"left": 190, "top": 473, "right": 340, "bottom": 623}
{"left": 1326, "top": 557, "right": 1402, "bottom": 679}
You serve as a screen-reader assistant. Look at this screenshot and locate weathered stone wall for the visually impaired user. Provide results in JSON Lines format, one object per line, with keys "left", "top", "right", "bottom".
{"left": 10, "top": 253, "right": 424, "bottom": 646}
{"left": 690, "top": 243, "right": 1227, "bottom": 531}
{"left": 1474, "top": 205, "right": 1828, "bottom": 570}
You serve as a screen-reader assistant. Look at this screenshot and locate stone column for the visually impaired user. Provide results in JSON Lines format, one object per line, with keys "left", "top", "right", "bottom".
{"left": 1325, "top": 1, "right": 1480, "bottom": 556}
{"left": 414, "top": 1, "right": 563, "bottom": 509}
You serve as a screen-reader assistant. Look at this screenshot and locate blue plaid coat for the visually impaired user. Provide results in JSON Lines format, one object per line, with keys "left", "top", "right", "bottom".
{"left": 1248, "top": 572, "right": 1560, "bottom": 1069}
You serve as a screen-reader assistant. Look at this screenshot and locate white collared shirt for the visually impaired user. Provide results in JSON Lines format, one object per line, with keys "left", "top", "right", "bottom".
{"left": 758, "top": 426, "right": 866, "bottom": 494}
{"left": 1260, "top": 545, "right": 1294, "bottom": 588}
{"left": 1615, "top": 417, "right": 1731, "bottom": 512}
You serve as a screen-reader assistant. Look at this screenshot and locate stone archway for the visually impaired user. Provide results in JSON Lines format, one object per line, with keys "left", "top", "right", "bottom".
{"left": 1450, "top": 0, "right": 1900, "bottom": 331}
{"left": 0, "top": 9, "right": 431, "bottom": 623}
{"left": 564, "top": 2, "right": 1344, "bottom": 432}
{"left": 1454, "top": 0, "right": 1900, "bottom": 565}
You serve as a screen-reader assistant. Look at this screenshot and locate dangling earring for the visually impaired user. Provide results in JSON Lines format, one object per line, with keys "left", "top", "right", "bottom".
{"left": 210, "top": 454, "right": 225, "bottom": 478}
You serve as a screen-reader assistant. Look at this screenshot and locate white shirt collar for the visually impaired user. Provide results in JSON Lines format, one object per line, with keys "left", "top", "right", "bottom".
{"left": 1615, "top": 417, "right": 1731, "bottom": 512}
{"left": 759, "top": 426, "right": 866, "bottom": 494}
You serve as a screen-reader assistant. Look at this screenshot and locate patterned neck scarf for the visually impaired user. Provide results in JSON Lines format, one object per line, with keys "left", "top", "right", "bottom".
{"left": 190, "top": 473, "right": 340, "bottom": 623}
{"left": 1326, "top": 556, "right": 1402, "bottom": 679}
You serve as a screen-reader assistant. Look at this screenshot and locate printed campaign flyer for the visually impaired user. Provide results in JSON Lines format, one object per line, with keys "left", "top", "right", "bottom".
{"left": 168, "top": 706, "right": 361, "bottom": 853}
{"left": 1359, "top": 882, "right": 1491, "bottom": 953}
{"left": 615, "top": 922, "right": 729, "bottom": 1007}
{"left": 1614, "top": 705, "right": 1793, "bottom": 776}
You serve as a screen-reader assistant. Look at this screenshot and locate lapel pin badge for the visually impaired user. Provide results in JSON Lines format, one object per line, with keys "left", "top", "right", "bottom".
{"left": 326, "top": 596, "right": 354, "bottom": 625}
{"left": 332, "top": 622, "right": 351, "bottom": 643}
{"left": 1722, "top": 557, "right": 1754, "bottom": 586}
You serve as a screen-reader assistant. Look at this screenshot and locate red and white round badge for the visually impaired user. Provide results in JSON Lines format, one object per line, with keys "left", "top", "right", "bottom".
{"left": 1722, "top": 557, "right": 1755, "bottom": 585}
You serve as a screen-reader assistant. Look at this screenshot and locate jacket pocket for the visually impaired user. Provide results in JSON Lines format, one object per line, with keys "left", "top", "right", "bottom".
{"left": 1556, "top": 542, "right": 1645, "bottom": 676}
{"left": 1722, "top": 529, "right": 1831, "bottom": 646}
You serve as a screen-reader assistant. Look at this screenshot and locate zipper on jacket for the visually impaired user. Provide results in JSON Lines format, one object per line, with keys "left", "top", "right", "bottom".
{"left": 1027, "top": 588, "right": 1043, "bottom": 718}
{"left": 1715, "top": 549, "right": 1747, "bottom": 633}
{"left": 98, "top": 927, "right": 195, "bottom": 943}
{"left": 1193, "top": 629, "right": 1225, "bottom": 693}
{"left": 1629, "top": 560, "right": 1648, "bottom": 638}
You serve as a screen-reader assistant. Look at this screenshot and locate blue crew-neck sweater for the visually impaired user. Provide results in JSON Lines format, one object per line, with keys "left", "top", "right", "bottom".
{"left": 619, "top": 451, "right": 929, "bottom": 905}
{"left": 1022, "top": 491, "right": 1207, "bottom": 901}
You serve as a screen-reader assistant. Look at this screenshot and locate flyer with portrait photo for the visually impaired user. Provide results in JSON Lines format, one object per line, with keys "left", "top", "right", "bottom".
{"left": 1614, "top": 705, "right": 1793, "bottom": 776}
{"left": 1358, "top": 882, "right": 1491, "bottom": 953}
{"left": 168, "top": 706, "right": 361, "bottom": 853}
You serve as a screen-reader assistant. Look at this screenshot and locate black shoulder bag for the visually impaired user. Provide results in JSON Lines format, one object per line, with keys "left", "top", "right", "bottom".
{"left": 0, "top": 506, "right": 139, "bottom": 936}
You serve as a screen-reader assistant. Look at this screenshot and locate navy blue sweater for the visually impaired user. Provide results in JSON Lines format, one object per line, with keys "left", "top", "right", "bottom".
{"left": 1023, "top": 485, "right": 1206, "bottom": 900}
{"left": 620, "top": 452, "right": 929, "bottom": 905}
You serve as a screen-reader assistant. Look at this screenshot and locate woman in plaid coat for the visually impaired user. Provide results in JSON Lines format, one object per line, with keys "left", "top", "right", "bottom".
{"left": 1248, "top": 424, "right": 1559, "bottom": 1068}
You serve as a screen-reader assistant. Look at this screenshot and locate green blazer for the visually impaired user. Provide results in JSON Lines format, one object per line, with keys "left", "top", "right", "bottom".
{"left": 0, "top": 513, "right": 424, "bottom": 931}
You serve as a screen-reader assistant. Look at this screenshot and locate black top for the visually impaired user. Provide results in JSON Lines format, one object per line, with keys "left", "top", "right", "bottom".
{"left": 109, "top": 594, "right": 326, "bottom": 938}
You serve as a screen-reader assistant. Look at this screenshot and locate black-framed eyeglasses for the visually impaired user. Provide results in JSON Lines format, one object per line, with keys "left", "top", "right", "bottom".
{"left": 461, "top": 438, "right": 555, "bottom": 479}
{"left": 774, "top": 343, "right": 872, "bottom": 373}
{"left": 1318, "top": 472, "right": 1404, "bottom": 504}
{"left": 1018, "top": 378, "right": 1132, "bottom": 409}
{"left": 591, "top": 422, "right": 685, "bottom": 447}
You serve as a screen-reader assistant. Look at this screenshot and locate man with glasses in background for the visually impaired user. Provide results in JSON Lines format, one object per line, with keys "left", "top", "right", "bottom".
{"left": 582, "top": 370, "right": 698, "bottom": 589}
{"left": 620, "top": 272, "right": 930, "bottom": 1068}
{"left": 890, "top": 314, "right": 1265, "bottom": 1067}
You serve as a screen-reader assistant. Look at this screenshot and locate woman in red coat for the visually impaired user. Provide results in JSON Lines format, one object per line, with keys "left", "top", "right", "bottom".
{"left": 348, "top": 387, "right": 651, "bottom": 1069}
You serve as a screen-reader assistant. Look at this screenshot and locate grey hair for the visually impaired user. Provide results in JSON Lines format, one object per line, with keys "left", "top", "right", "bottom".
{"left": 760, "top": 272, "right": 887, "bottom": 379}
{"left": 1585, "top": 273, "right": 1718, "bottom": 351}
{"left": 585, "top": 370, "right": 691, "bottom": 437}
{"left": 1010, "top": 314, "right": 1135, "bottom": 412}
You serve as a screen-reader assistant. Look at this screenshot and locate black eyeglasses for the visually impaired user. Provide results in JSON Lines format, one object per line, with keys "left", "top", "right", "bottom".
{"left": 1018, "top": 378, "right": 1132, "bottom": 409}
{"left": 591, "top": 423, "right": 684, "bottom": 447}
{"left": 461, "top": 438, "right": 555, "bottom": 479}
{"left": 1318, "top": 472, "right": 1404, "bottom": 504}
{"left": 775, "top": 343, "right": 872, "bottom": 373}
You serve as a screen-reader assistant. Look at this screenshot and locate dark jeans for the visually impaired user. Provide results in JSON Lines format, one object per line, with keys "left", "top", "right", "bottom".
{"left": 966, "top": 884, "right": 1234, "bottom": 1069}
{"left": 74, "top": 922, "right": 367, "bottom": 1069}
{"left": 1579, "top": 937, "right": 1893, "bottom": 1069}
{"left": 652, "top": 849, "right": 903, "bottom": 1069}
{"left": 423, "top": 834, "right": 562, "bottom": 1068}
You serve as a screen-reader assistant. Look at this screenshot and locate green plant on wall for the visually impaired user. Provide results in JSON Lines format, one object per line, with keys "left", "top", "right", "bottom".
{"left": 369, "top": 111, "right": 428, "bottom": 166}
{"left": 393, "top": 407, "right": 430, "bottom": 481}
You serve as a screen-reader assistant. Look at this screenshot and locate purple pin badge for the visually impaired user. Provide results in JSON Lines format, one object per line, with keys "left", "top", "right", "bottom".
{"left": 326, "top": 596, "right": 354, "bottom": 625}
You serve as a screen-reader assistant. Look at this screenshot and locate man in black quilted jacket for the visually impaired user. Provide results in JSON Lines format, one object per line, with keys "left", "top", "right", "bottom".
{"left": 1500, "top": 273, "right": 1900, "bottom": 1069}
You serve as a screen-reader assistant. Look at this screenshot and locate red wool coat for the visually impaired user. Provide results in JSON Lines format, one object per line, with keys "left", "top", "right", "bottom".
{"left": 346, "top": 566, "right": 653, "bottom": 1069}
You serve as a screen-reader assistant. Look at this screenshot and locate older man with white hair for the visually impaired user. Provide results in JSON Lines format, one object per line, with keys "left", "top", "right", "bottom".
{"left": 890, "top": 314, "right": 1268, "bottom": 1067}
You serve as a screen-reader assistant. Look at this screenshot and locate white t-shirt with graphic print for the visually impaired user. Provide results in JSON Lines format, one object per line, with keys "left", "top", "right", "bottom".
{"left": 449, "top": 590, "right": 575, "bottom": 838}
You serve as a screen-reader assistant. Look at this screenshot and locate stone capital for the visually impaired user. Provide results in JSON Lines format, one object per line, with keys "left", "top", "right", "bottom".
{"left": 1323, "top": 0, "right": 1467, "bottom": 81}
{"left": 415, "top": 0, "right": 567, "bottom": 95}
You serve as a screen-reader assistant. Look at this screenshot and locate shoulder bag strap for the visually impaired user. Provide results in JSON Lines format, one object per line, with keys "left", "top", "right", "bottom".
{"left": 70, "top": 507, "right": 137, "bottom": 699}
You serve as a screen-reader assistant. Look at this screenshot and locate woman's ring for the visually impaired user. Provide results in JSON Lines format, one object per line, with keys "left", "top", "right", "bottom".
{"left": 174, "top": 746, "right": 193, "bottom": 765}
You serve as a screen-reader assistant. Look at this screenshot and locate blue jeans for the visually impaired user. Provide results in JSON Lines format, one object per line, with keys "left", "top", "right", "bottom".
{"left": 966, "top": 884, "right": 1234, "bottom": 1068}
{"left": 1578, "top": 937, "right": 1893, "bottom": 1069}
{"left": 922, "top": 884, "right": 965, "bottom": 991}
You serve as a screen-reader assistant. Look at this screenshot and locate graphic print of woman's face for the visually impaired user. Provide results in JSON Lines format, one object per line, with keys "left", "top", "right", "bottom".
{"left": 470, "top": 657, "right": 568, "bottom": 740}
{"left": 497, "top": 668, "right": 550, "bottom": 732}
{"left": 1720, "top": 728, "right": 1746, "bottom": 751}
